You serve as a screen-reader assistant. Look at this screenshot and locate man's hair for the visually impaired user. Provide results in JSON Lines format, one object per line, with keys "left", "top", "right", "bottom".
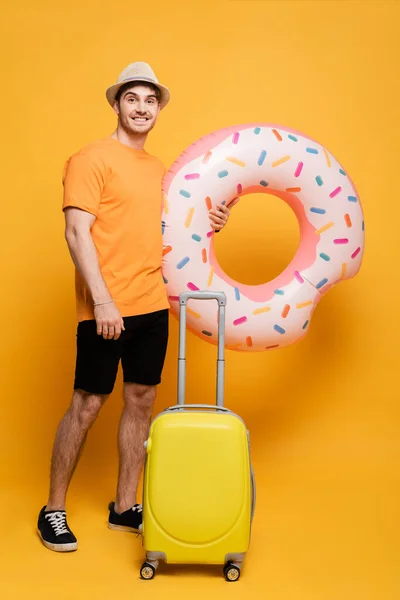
{"left": 115, "top": 81, "right": 161, "bottom": 104}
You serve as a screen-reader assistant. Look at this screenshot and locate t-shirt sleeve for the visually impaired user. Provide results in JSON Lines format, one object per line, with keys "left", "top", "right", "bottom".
{"left": 62, "top": 152, "right": 105, "bottom": 216}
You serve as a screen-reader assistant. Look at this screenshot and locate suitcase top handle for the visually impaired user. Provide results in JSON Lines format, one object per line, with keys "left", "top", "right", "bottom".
{"left": 179, "top": 291, "right": 226, "bottom": 307}
{"left": 178, "top": 291, "right": 227, "bottom": 407}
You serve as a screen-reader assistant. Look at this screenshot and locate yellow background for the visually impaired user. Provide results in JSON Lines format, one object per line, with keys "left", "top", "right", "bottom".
{"left": 1, "top": 0, "right": 398, "bottom": 598}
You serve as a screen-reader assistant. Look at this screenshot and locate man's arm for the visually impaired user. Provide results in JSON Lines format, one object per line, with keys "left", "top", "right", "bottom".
{"left": 64, "top": 207, "right": 125, "bottom": 340}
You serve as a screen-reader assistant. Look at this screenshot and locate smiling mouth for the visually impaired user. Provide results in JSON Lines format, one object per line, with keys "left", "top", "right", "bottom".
{"left": 131, "top": 117, "right": 150, "bottom": 123}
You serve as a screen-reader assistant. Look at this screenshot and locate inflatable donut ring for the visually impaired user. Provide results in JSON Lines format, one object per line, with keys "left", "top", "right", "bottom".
{"left": 162, "top": 124, "right": 364, "bottom": 352}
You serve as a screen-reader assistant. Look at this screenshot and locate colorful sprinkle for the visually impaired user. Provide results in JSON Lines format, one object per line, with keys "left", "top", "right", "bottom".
{"left": 187, "top": 308, "right": 201, "bottom": 319}
{"left": 330, "top": 186, "right": 342, "bottom": 198}
{"left": 227, "top": 156, "right": 246, "bottom": 167}
{"left": 246, "top": 336, "right": 253, "bottom": 347}
{"left": 306, "top": 147, "right": 319, "bottom": 154}
{"left": 162, "top": 246, "right": 172, "bottom": 256}
{"left": 345, "top": 214, "right": 352, "bottom": 227}
{"left": 253, "top": 306, "right": 271, "bottom": 315}
{"left": 334, "top": 238, "right": 349, "bottom": 244}
{"left": 232, "top": 132, "right": 240, "bottom": 144}
{"left": 316, "top": 278, "right": 328, "bottom": 289}
{"left": 234, "top": 287, "right": 241, "bottom": 301}
{"left": 187, "top": 282, "right": 199, "bottom": 291}
{"left": 288, "top": 134, "right": 298, "bottom": 142}
{"left": 310, "top": 207, "right": 326, "bottom": 214}
{"left": 272, "top": 129, "right": 283, "bottom": 141}
{"left": 286, "top": 187, "right": 301, "bottom": 193}
{"left": 296, "top": 301, "right": 313, "bottom": 309}
{"left": 266, "top": 344, "right": 280, "bottom": 349}
{"left": 206, "top": 231, "right": 214, "bottom": 238}
{"left": 348, "top": 195, "right": 358, "bottom": 203}
{"left": 282, "top": 304, "right": 291, "bottom": 318}
{"left": 180, "top": 189, "right": 191, "bottom": 198}
{"left": 207, "top": 266, "right": 214, "bottom": 286}
{"left": 320, "top": 253, "right": 331, "bottom": 261}
{"left": 302, "top": 320, "right": 309, "bottom": 330}
{"left": 218, "top": 170, "right": 229, "bottom": 178}
{"left": 176, "top": 257, "right": 190, "bottom": 269}
{"left": 226, "top": 156, "right": 246, "bottom": 167}
{"left": 351, "top": 247, "right": 361, "bottom": 259}
{"left": 323, "top": 148, "right": 332, "bottom": 167}
{"left": 274, "top": 325, "right": 286, "bottom": 334}
{"left": 169, "top": 296, "right": 179, "bottom": 301}
{"left": 192, "top": 233, "right": 201, "bottom": 242}
{"left": 237, "top": 183, "right": 243, "bottom": 194}
{"left": 258, "top": 150, "right": 267, "bottom": 166}
{"left": 162, "top": 275, "right": 168, "bottom": 284}
{"left": 362, "top": 221, "right": 364, "bottom": 231}
{"left": 316, "top": 176, "right": 324, "bottom": 186}
{"left": 339, "top": 169, "right": 346, "bottom": 176}
{"left": 163, "top": 193, "right": 169, "bottom": 214}
{"left": 205, "top": 196, "right": 212, "bottom": 210}
{"left": 274, "top": 289, "right": 285, "bottom": 295}
{"left": 260, "top": 180, "right": 269, "bottom": 187}
{"left": 294, "top": 162, "right": 304, "bottom": 177}
{"left": 184, "top": 173, "right": 200, "bottom": 180}
{"left": 254, "top": 127, "right": 261, "bottom": 134}
{"left": 185, "top": 208, "right": 194, "bottom": 228}
{"left": 161, "top": 220, "right": 165, "bottom": 234}
{"left": 202, "top": 249, "right": 207, "bottom": 263}
{"left": 202, "top": 151, "right": 212, "bottom": 164}
{"left": 234, "top": 316, "right": 247, "bottom": 326}
{"left": 202, "top": 330, "right": 212, "bottom": 337}
{"left": 341, "top": 263, "right": 347, "bottom": 278}
{"left": 294, "top": 271, "right": 304, "bottom": 283}
{"left": 272, "top": 156, "right": 290, "bottom": 167}
{"left": 316, "top": 222, "right": 334, "bottom": 235}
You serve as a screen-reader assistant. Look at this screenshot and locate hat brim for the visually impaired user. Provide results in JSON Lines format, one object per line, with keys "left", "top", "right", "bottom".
{"left": 106, "top": 76, "right": 170, "bottom": 110}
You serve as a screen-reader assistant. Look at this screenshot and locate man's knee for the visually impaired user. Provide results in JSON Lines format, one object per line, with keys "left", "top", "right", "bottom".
{"left": 123, "top": 383, "right": 156, "bottom": 416}
{"left": 71, "top": 389, "right": 108, "bottom": 428}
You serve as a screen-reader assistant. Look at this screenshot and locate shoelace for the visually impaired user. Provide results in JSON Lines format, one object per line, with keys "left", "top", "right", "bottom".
{"left": 45, "top": 511, "right": 69, "bottom": 536}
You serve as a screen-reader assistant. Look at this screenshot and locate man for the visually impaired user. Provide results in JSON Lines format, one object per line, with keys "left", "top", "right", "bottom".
{"left": 37, "top": 62, "right": 230, "bottom": 552}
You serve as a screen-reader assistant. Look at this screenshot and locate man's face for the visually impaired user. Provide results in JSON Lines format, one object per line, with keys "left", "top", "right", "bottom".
{"left": 115, "top": 84, "right": 160, "bottom": 135}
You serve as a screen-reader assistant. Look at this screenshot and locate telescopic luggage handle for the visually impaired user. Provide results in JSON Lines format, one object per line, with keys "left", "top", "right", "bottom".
{"left": 178, "top": 291, "right": 226, "bottom": 407}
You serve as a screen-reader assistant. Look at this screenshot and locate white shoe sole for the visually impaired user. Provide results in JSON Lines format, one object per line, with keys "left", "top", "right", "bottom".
{"left": 38, "top": 530, "right": 78, "bottom": 552}
{"left": 108, "top": 523, "right": 139, "bottom": 533}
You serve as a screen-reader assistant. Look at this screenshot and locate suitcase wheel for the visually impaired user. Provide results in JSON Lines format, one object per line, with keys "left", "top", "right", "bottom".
{"left": 223, "top": 562, "right": 241, "bottom": 582}
{"left": 140, "top": 562, "right": 156, "bottom": 580}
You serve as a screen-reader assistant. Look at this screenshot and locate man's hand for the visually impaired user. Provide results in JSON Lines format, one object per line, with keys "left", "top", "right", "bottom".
{"left": 94, "top": 302, "right": 125, "bottom": 340}
{"left": 209, "top": 203, "right": 230, "bottom": 231}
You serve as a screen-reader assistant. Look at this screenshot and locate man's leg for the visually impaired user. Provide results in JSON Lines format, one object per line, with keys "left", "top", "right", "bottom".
{"left": 39, "top": 318, "right": 121, "bottom": 551}
{"left": 108, "top": 309, "right": 168, "bottom": 530}
{"left": 114, "top": 383, "right": 156, "bottom": 513}
{"left": 47, "top": 389, "right": 108, "bottom": 510}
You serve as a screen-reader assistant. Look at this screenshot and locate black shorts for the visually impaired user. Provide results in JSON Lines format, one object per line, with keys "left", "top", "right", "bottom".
{"left": 74, "top": 309, "right": 169, "bottom": 395}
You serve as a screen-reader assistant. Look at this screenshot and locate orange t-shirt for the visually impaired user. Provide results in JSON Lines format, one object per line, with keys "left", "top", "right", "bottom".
{"left": 62, "top": 137, "right": 169, "bottom": 322}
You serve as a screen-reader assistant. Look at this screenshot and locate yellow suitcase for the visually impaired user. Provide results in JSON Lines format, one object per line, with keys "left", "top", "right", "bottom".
{"left": 140, "top": 291, "right": 255, "bottom": 582}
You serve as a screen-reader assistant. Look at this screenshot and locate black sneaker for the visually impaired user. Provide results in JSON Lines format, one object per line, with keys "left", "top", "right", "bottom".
{"left": 37, "top": 506, "right": 78, "bottom": 552}
{"left": 108, "top": 501, "right": 142, "bottom": 533}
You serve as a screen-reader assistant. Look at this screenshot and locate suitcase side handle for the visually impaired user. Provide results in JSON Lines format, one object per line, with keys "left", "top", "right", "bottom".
{"left": 178, "top": 291, "right": 226, "bottom": 407}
